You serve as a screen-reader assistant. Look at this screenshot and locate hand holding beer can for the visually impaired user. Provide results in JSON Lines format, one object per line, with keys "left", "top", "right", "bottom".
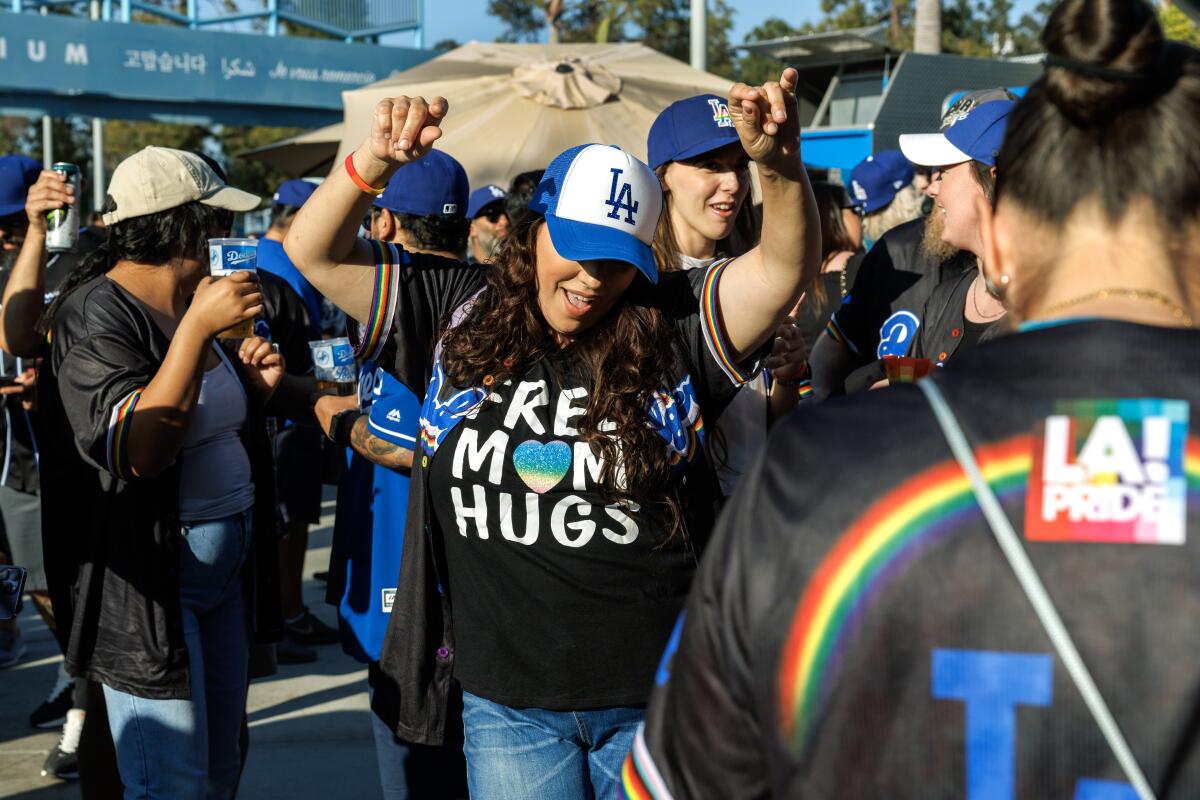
{"left": 46, "top": 163, "right": 80, "bottom": 253}
{"left": 309, "top": 338, "right": 358, "bottom": 396}
{"left": 208, "top": 238, "right": 258, "bottom": 339}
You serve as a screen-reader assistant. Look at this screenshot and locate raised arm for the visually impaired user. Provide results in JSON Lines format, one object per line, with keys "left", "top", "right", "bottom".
{"left": 715, "top": 68, "right": 821, "bottom": 360}
{"left": 0, "top": 170, "right": 71, "bottom": 357}
{"left": 284, "top": 96, "right": 449, "bottom": 323}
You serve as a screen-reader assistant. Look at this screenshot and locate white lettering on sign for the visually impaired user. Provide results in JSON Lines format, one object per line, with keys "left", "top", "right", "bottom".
{"left": 65, "top": 42, "right": 87, "bottom": 65}
{"left": 27, "top": 39, "right": 45, "bottom": 62}
{"left": 0, "top": 38, "right": 7, "bottom": 60}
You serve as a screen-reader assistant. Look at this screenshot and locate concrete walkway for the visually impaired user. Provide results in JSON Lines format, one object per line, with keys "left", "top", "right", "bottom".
{"left": 0, "top": 496, "right": 382, "bottom": 799}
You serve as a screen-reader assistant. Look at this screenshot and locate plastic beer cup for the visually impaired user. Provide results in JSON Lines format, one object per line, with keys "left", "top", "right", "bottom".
{"left": 309, "top": 338, "right": 357, "bottom": 396}
{"left": 208, "top": 238, "right": 258, "bottom": 339}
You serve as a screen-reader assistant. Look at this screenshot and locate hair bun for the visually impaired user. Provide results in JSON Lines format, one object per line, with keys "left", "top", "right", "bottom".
{"left": 1042, "top": 0, "right": 1167, "bottom": 123}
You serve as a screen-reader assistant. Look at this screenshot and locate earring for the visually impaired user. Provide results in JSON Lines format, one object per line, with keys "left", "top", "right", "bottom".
{"left": 1000, "top": 274, "right": 1010, "bottom": 286}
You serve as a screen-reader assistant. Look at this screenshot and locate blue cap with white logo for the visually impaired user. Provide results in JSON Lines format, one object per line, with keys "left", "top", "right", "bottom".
{"left": 647, "top": 94, "right": 741, "bottom": 172}
{"left": 529, "top": 144, "right": 663, "bottom": 283}
{"left": 899, "top": 99, "right": 1016, "bottom": 169}
{"left": 375, "top": 150, "right": 469, "bottom": 218}
{"left": 848, "top": 151, "right": 915, "bottom": 215}
{"left": 272, "top": 179, "right": 318, "bottom": 209}
{"left": 0, "top": 155, "right": 42, "bottom": 218}
{"left": 467, "top": 184, "right": 507, "bottom": 219}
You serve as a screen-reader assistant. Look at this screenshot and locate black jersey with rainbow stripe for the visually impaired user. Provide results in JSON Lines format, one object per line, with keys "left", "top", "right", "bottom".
{"left": 625, "top": 319, "right": 1200, "bottom": 799}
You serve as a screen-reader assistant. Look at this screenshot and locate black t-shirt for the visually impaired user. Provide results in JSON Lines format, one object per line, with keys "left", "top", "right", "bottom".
{"left": 827, "top": 217, "right": 974, "bottom": 363}
{"left": 429, "top": 354, "right": 698, "bottom": 709}
{"left": 629, "top": 320, "right": 1200, "bottom": 797}
{"left": 420, "top": 260, "right": 761, "bottom": 710}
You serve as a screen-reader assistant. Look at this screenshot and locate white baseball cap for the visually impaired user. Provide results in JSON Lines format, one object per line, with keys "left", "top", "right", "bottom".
{"left": 102, "top": 146, "right": 261, "bottom": 225}
{"left": 528, "top": 144, "right": 663, "bottom": 283}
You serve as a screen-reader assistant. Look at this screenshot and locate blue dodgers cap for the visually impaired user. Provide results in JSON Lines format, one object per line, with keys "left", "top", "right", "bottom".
{"left": 467, "top": 184, "right": 507, "bottom": 219}
{"left": 848, "top": 151, "right": 915, "bottom": 214}
{"left": 529, "top": 144, "right": 663, "bottom": 283}
{"left": 0, "top": 155, "right": 41, "bottom": 217}
{"left": 272, "top": 179, "right": 318, "bottom": 208}
{"left": 647, "top": 93, "right": 740, "bottom": 171}
{"left": 375, "top": 149, "right": 469, "bottom": 217}
{"left": 899, "top": 99, "right": 1016, "bottom": 168}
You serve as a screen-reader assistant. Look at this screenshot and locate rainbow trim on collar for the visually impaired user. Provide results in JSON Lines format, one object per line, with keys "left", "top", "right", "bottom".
{"left": 354, "top": 240, "right": 400, "bottom": 362}
{"left": 699, "top": 258, "right": 753, "bottom": 386}
{"left": 777, "top": 435, "right": 1200, "bottom": 754}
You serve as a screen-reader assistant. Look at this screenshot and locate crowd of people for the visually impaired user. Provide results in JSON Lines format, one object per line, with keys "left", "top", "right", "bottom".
{"left": 0, "top": 0, "right": 1197, "bottom": 796}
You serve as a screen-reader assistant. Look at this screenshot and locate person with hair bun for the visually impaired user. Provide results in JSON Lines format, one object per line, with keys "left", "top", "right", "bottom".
{"left": 624, "top": 1, "right": 1200, "bottom": 796}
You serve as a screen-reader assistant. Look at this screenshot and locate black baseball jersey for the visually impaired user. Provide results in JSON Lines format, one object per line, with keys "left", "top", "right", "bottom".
{"left": 625, "top": 319, "right": 1200, "bottom": 799}
{"left": 826, "top": 217, "right": 974, "bottom": 363}
{"left": 910, "top": 269, "right": 1005, "bottom": 367}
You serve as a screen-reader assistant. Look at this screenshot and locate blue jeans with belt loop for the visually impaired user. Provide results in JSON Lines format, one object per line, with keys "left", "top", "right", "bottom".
{"left": 103, "top": 509, "right": 253, "bottom": 800}
{"left": 461, "top": 690, "right": 643, "bottom": 800}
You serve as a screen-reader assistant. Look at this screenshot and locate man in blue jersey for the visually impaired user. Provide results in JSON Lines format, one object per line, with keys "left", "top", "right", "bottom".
{"left": 314, "top": 153, "right": 471, "bottom": 799}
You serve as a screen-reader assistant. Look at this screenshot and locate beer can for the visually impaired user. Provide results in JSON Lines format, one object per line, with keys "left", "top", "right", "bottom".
{"left": 309, "top": 338, "right": 358, "bottom": 397}
{"left": 46, "top": 162, "right": 80, "bottom": 253}
{"left": 207, "top": 238, "right": 258, "bottom": 339}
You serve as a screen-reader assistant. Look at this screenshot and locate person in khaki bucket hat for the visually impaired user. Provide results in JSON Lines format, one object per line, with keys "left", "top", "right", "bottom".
{"left": 102, "top": 146, "right": 260, "bottom": 225}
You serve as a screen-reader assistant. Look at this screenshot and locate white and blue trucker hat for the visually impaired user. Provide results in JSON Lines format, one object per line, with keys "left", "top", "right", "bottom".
{"left": 528, "top": 144, "right": 663, "bottom": 283}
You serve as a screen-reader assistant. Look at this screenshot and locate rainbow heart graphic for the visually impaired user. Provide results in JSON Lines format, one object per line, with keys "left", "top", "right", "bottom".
{"left": 512, "top": 440, "right": 571, "bottom": 494}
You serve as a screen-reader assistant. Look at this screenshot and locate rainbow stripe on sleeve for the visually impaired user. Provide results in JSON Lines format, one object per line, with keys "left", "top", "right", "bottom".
{"left": 777, "top": 435, "right": 1200, "bottom": 755}
{"left": 622, "top": 724, "right": 676, "bottom": 800}
{"left": 106, "top": 388, "right": 143, "bottom": 481}
{"left": 699, "top": 258, "right": 755, "bottom": 386}
{"left": 354, "top": 240, "right": 400, "bottom": 362}
{"left": 824, "top": 316, "right": 857, "bottom": 355}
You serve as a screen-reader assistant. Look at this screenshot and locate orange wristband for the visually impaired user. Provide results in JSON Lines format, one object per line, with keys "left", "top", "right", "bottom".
{"left": 344, "top": 153, "right": 386, "bottom": 196}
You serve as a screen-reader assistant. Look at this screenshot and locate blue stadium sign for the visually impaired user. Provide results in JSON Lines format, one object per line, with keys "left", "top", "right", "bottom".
{"left": 0, "top": 12, "right": 431, "bottom": 126}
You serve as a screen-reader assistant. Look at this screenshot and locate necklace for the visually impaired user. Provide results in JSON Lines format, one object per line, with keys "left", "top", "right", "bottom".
{"left": 970, "top": 276, "right": 1006, "bottom": 320}
{"left": 1042, "top": 287, "right": 1194, "bottom": 328}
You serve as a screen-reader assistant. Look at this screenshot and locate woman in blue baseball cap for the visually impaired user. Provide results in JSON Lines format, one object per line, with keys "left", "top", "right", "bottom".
{"left": 285, "top": 68, "right": 820, "bottom": 798}
{"left": 647, "top": 93, "right": 811, "bottom": 496}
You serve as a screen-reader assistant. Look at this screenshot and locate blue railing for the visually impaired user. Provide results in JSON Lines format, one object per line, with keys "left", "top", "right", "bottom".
{"left": 5, "top": 0, "right": 423, "bottom": 43}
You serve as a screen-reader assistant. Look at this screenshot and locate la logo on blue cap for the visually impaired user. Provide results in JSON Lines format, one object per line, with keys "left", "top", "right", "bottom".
{"left": 707, "top": 98, "right": 733, "bottom": 128}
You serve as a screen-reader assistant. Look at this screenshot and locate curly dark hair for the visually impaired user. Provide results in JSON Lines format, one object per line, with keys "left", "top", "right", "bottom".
{"left": 438, "top": 213, "right": 683, "bottom": 533}
{"left": 42, "top": 197, "right": 227, "bottom": 331}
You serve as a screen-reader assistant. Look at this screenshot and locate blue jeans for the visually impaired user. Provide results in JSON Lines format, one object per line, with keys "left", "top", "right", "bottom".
{"left": 104, "top": 510, "right": 253, "bottom": 800}
{"left": 461, "top": 690, "right": 643, "bottom": 800}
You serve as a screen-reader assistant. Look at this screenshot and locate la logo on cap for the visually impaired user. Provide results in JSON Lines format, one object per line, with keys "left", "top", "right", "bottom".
{"left": 706, "top": 98, "right": 733, "bottom": 128}
{"left": 605, "top": 168, "right": 639, "bottom": 225}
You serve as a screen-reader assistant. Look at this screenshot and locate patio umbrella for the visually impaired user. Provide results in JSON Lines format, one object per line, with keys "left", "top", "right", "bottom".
{"left": 239, "top": 122, "right": 343, "bottom": 177}
{"left": 336, "top": 41, "right": 734, "bottom": 189}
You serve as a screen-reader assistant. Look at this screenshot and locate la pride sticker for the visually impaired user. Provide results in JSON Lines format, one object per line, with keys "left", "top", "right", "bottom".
{"left": 1025, "top": 399, "right": 1189, "bottom": 545}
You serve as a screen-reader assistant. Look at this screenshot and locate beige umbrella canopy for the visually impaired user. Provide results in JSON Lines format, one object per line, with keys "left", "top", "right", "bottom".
{"left": 240, "top": 122, "right": 344, "bottom": 177}
{"left": 336, "top": 41, "right": 735, "bottom": 189}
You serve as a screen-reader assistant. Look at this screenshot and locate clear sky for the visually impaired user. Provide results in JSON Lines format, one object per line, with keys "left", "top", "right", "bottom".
{"left": 391, "top": 0, "right": 1045, "bottom": 50}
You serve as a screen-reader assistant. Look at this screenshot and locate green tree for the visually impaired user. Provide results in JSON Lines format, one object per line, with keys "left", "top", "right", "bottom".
{"left": 734, "top": 17, "right": 812, "bottom": 86}
{"left": 486, "top": 0, "right": 737, "bottom": 77}
{"left": 213, "top": 125, "right": 305, "bottom": 198}
{"left": 1160, "top": 1, "right": 1200, "bottom": 45}
{"left": 489, "top": 0, "right": 547, "bottom": 42}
